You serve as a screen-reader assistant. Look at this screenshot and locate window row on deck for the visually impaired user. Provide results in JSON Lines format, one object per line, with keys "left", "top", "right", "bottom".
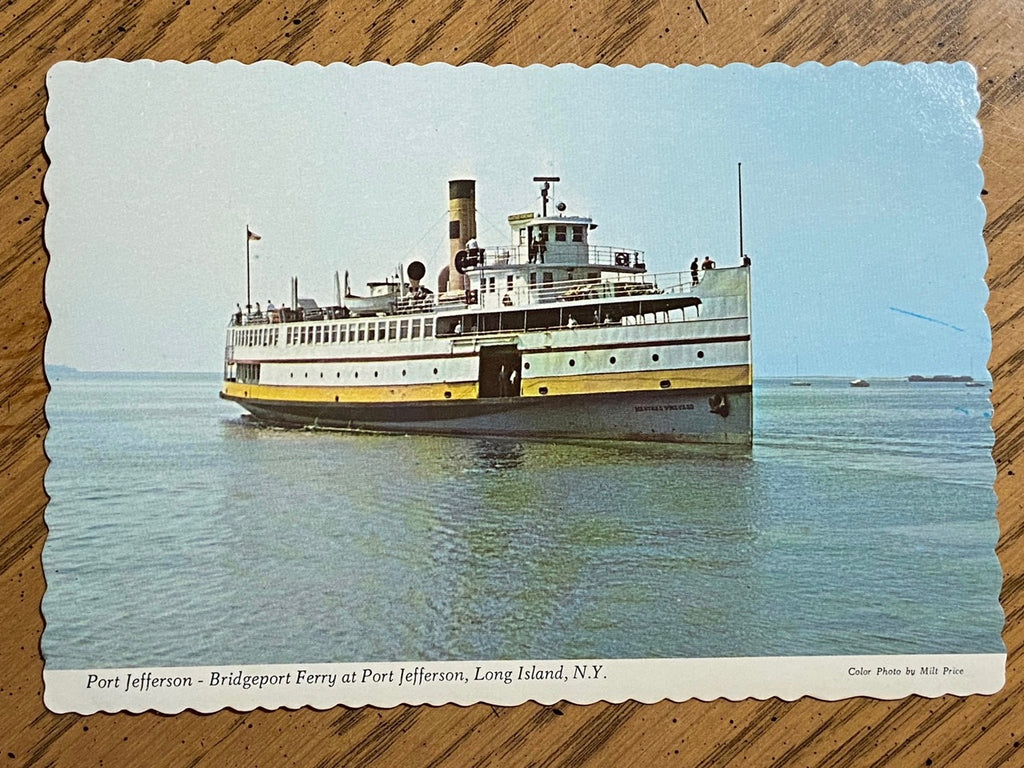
{"left": 230, "top": 296, "right": 704, "bottom": 350}
{"left": 231, "top": 317, "right": 437, "bottom": 347}
{"left": 233, "top": 327, "right": 280, "bottom": 348}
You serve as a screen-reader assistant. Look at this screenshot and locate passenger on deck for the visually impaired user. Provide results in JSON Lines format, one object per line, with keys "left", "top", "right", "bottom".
{"left": 742, "top": 253, "right": 752, "bottom": 267}
{"left": 701, "top": 256, "right": 716, "bottom": 271}
{"left": 691, "top": 258, "right": 699, "bottom": 285}
{"left": 530, "top": 230, "right": 546, "bottom": 263}
{"left": 567, "top": 315, "right": 578, "bottom": 328}
{"left": 502, "top": 291, "right": 513, "bottom": 306}
{"left": 454, "top": 320, "right": 463, "bottom": 335}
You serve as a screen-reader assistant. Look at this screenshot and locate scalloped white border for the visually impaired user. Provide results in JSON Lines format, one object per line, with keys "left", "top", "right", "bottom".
{"left": 45, "top": 654, "right": 1005, "bottom": 714}
{"left": 42, "top": 59, "right": 1003, "bottom": 716}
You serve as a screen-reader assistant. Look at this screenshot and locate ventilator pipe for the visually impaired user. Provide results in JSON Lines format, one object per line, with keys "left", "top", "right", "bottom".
{"left": 407, "top": 260, "right": 426, "bottom": 292}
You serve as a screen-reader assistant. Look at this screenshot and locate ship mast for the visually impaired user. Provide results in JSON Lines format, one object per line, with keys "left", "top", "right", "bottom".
{"left": 737, "top": 163, "right": 744, "bottom": 263}
{"left": 533, "top": 176, "right": 560, "bottom": 217}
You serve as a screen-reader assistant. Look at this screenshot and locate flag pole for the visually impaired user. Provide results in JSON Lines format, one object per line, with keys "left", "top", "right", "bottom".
{"left": 246, "top": 226, "right": 252, "bottom": 313}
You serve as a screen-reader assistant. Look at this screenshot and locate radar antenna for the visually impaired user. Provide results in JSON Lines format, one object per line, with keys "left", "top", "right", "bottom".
{"left": 533, "top": 176, "right": 560, "bottom": 217}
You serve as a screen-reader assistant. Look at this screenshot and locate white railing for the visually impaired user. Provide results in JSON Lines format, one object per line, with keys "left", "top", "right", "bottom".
{"left": 229, "top": 269, "right": 717, "bottom": 325}
{"left": 513, "top": 269, "right": 702, "bottom": 307}
{"left": 479, "top": 244, "right": 646, "bottom": 269}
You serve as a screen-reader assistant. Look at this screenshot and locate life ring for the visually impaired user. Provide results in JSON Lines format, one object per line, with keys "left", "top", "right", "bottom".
{"left": 614, "top": 251, "right": 630, "bottom": 267}
{"left": 454, "top": 249, "right": 480, "bottom": 274}
{"left": 708, "top": 393, "right": 729, "bottom": 417}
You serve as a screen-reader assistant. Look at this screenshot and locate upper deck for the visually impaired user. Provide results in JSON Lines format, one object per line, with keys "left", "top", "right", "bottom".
{"left": 229, "top": 265, "right": 749, "bottom": 335}
{"left": 229, "top": 176, "right": 749, "bottom": 333}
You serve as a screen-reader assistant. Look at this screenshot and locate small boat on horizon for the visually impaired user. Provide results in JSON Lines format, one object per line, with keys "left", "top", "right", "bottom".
{"left": 908, "top": 374, "right": 974, "bottom": 383}
{"left": 850, "top": 379, "right": 870, "bottom": 387}
{"left": 789, "top": 381, "right": 812, "bottom": 387}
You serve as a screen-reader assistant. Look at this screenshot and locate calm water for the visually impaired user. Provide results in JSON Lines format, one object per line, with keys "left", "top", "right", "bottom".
{"left": 42, "top": 374, "right": 1003, "bottom": 669}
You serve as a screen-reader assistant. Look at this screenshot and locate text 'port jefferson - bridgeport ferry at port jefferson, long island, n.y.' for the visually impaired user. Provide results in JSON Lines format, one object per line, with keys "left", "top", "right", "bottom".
{"left": 220, "top": 175, "right": 753, "bottom": 445}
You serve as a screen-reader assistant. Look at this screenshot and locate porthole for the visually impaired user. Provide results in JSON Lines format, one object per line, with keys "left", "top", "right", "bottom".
{"left": 538, "top": 386, "right": 548, "bottom": 395}
{"left": 697, "top": 350, "right": 704, "bottom": 359}
{"left": 433, "top": 367, "right": 438, "bottom": 375}
{"left": 354, "top": 372, "right": 359, "bottom": 379}
{"left": 609, "top": 356, "right": 616, "bottom": 364}
{"left": 569, "top": 359, "right": 575, "bottom": 367}
{"left": 290, "top": 373, "right": 294, "bottom": 378}
{"left": 304, "top": 372, "right": 308, "bottom": 378}
{"left": 374, "top": 371, "right": 379, "bottom": 378}
{"left": 444, "top": 391, "right": 452, "bottom": 399}
{"left": 652, "top": 353, "right": 660, "bottom": 362}
{"left": 524, "top": 362, "right": 531, "bottom": 370}
{"left": 660, "top": 380, "right": 671, "bottom": 389}
{"left": 402, "top": 369, "right": 407, "bottom": 376}
{"left": 335, "top": 395, "right": 339, "bottom": 402}
{"left": 337, "top": 372, "right": 341, "bottom": 378}
{"left": 320, "top": 372, "right": 324, "bottom": 378}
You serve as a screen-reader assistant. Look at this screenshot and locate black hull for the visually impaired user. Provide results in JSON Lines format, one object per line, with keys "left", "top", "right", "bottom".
{"left": 221, "top": 387, "right": 752, "bottom": 446}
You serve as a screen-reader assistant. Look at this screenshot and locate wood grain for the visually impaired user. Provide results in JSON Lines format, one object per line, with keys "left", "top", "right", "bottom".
{"left": 2, "top": 1, "right": 1022, "bottom": 765}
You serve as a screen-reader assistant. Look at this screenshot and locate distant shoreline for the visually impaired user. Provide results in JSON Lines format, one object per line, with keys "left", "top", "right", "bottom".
{"left": 44, "top": 367, "right": 991, "bottom": 385}
{"left": 46, "top": 366, "right": 219, "bottom": 377}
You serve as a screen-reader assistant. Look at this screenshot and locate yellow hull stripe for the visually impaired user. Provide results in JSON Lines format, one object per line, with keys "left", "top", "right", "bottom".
{"left": 521, "top": 365, "right": 752, "bottom": 397}
{"left": 223, "top": 380, "right": 479, "bottom": 403}
{"left": 224, "top": 365, "right": 750, "bottom": 404}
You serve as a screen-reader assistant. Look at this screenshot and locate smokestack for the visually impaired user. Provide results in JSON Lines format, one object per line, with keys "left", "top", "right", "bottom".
{"left": 447, "top": 179, "right": 476, "bottom": 292}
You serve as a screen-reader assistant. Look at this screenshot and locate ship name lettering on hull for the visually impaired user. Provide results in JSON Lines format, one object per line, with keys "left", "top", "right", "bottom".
{"left": 634, "top": 404, "right": 695, "bottom": 412}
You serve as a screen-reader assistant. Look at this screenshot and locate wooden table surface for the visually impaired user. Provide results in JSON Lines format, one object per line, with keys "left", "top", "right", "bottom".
{"left": 2, "top": 1, "right": 1022, "bottom": 765}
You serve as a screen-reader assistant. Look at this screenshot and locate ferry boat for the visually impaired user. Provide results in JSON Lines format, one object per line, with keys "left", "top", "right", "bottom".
{"left": 220, "top": 177, "right": 753, "bottom": 445}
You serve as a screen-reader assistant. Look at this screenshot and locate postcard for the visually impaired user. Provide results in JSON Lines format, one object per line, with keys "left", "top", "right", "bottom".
{"left": 42, "top": 60, "right": 1003, "bottom": 714}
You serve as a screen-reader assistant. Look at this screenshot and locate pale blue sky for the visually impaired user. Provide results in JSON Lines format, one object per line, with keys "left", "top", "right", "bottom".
{"left": 44, "top": 61, "right": 987, "bottom": 376}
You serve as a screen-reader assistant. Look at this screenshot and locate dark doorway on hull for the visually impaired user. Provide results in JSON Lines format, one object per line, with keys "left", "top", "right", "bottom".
{"left": 478, "top": 345, "right": 522, "bottom": 398}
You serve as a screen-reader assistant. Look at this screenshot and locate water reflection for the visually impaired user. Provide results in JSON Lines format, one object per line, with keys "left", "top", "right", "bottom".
{"left": 43, "top": 375, "right": 1002, "bottom": 668}
{"left": 464, "top": 438, "right": 527, "bottom": 472}
{"left": 213, "top": 414, "right": 999, "bottom": 660}
{"left": 214, "top": 422, "right": 761, "bottom": 661}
